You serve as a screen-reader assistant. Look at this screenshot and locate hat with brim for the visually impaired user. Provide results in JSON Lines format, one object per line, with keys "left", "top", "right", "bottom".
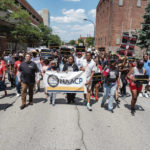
{"left": 31, "top": 50, "right": 37, "bottom": 53}
{"left": 19, "top": 53, "right": 24, "bottom": 57}
{"left": 50, "top": 60, "right": 57, "bottom": 65}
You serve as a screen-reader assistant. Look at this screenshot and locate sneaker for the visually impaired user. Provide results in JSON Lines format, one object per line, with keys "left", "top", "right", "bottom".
{"left": 139, "top": 93, "right": 143, "bottom": 98}
{"left": 101, "top": 103, "right": 104, "bottom": 108}
{"left": 144, "top": 93, "right": 149, "bottom": 98}
{"left": 52, "top": 101, "right": 55, "bottom": 106}
{"left": 109, "top": 109, "right": 114, "bottom": 113}
{"left": 92, "top": 95, "right": 95, "bottom": 98}
{"left": 83, "top": 99, "right": 87, "bottom": 105}
{"left": 116, "top": 99, "right": 120, "bottom": 104}
{"left": 16, "top": 93, "right": 20, "bottom": 97}
{"left": 87, "top": 103, "right": 92, "bottom": 111}
{"left": 131, "top": 108, "right": 135, "bottom": 116}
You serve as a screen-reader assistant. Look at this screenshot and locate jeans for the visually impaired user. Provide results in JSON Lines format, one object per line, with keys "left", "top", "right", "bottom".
{"left": 49, "top": 93, "right": 56, "bottom": 104}
{"left": 15, "top": 76, "right": 21, "bottom": 94}
{"left": 102, "top": 82, "right": 117, "bottom": 110}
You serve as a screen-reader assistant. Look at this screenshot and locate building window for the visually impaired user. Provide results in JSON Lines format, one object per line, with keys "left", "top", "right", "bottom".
{"left": 116, "top": 37, "right": 120, "bottom": 45}
{"left": 119, "top": 0, "right": 123, "bottom": 6}
{"left": 137, "top": 0, "right": 141, "bottom": 7}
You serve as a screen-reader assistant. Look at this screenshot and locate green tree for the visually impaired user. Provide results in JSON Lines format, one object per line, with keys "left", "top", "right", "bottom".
{"left": 137, "top": 2, "right": 150, "bottom": 50}
{"left": 69, "top": 40, "right": 76, "bottom": 45}
{"left": 86, "top": 37, "right": 94, "bottom": 47}
{"left": 49, "top": 34, "right": 61, "bottom": 46}
{"left": 0, "top": 0, "right": 15, "bottom": 11}
{"left": 10, "top": 7, "right": 33, "bottom": 49}
{"left": 38, "top": 24, "right": 52, "bottom": 46}
{"left": 78, "top": 38, "right": 84, "bottom": 45}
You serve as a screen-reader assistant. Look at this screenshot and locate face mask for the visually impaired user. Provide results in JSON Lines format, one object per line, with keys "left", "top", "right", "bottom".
{"left": 33, "top": 53, "right": 37, "bottom": 57}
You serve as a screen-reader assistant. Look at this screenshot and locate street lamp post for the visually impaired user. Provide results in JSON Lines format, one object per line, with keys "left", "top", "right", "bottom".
{"left": 83, "top": 18, "right": 95, "bottom": 48}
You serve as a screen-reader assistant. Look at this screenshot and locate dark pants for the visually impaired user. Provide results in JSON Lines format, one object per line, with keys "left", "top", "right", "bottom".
{"left": 8, "top": 73, "right": 15, "bottom": 87}
{"left": 67, "top": 93, "right": 76, "bottom": 103}
{"left": 0, "top": 80, "right": 6, "bottom": 91}
{"left": 121, "top": 77, "right": 127, "bottom": 95}
{"left": 21, "top": 82, "right": 34, "bottom": 105}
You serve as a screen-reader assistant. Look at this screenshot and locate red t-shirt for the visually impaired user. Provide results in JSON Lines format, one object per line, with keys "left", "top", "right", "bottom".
{"left": 0, "top": 60, "right": 6, "bottom": 66}
{"left": 14, "top": 60, "right": 21, "bottom": 75}
{"left": 0, "top": 64, "right": 6, "bottom": 78}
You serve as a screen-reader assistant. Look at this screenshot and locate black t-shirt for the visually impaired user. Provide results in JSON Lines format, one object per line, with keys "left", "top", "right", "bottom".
{"left": 63, "top": 63, "right": 79, "bottom": 72}
{"left": 19, "top": 61, "right": 39, "bottom": 84}
{"left": 105, "top": 67, "right": 119, "bottom": 83}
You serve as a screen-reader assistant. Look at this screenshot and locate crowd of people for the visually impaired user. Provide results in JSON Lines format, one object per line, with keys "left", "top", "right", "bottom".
{"left": 0, "top": 49, "right": 150, "bottom": 115}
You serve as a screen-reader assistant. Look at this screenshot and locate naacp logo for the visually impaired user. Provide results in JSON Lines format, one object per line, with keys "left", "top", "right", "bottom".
{"left": 47, "top": 75, "right": 59, "bottom": 87}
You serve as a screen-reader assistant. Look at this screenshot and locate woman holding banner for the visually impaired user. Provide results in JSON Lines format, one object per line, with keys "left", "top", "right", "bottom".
{"left": 63, "top": 55, "right": 79, "bottom": 104}
{"left": 47, "top": 60, "right": 59, "bottom": 106}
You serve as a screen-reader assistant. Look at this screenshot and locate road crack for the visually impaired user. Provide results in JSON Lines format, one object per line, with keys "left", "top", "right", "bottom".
{"left": 75, "top": 104, "right": 88, "bottom": 150}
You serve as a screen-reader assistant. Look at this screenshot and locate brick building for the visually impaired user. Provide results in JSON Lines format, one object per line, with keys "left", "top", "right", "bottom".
{"left": 95, "top": 0, "right": 150, "bottom": 53}
{"left": 0, "top": 0, "right": 43, "bottom": 54}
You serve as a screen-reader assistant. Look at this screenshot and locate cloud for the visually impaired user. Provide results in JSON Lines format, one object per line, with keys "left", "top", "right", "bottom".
{"left": 51, "top": 8, "right": 95, "bottom": 41}
{"left": 51, "top": 9, "right": 86, "bottom": 23}
{"left": 52, "top": 23, "right": 94, "bottom": 42}
{"left": 64, "top": 0, "right": 80, "bottom": 2}
{"left": 88, "top": 9, "right": 96, "bottom": 18}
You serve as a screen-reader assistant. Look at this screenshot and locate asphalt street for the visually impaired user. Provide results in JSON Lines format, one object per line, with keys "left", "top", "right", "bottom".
{"left": 0, "top": 83, "right": 150, "bottom": 150}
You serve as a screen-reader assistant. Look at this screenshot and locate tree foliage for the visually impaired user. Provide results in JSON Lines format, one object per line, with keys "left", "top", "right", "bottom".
{"left": 69, "top": 40, "right": 76, "bottom": 45}
{"left": 49, "top": 34, "right": 61, "bottom": 46}
{"left": 137, "top": 2, "right": 150, "bottom": 50}
{"left": 86, "top": 37, "right": 94, "bottom": 47}
{"left": 0, "top": 0, "right": 62, "bottom": 48}
{"left": 78, "top": 38, "right": 84, "bottom": 45}
{"left": 0, "top": 0, "right": 15, "bottom": 11}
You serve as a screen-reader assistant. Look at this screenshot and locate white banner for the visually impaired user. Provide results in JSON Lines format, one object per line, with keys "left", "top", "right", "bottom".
{"left": 43, "top": 71, "right": 86, "bottom": 93}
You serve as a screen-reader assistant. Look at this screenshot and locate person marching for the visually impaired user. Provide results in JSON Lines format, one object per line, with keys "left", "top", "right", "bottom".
{"left": 31, "top": 50, "right": 42, "bottom": 92}
{"left": 101, "top": 59, "right": 119, "bottom": 113}
{"left": 14, "top": 53, "right": 24, "bottom": 97}
{"left": 127, "top": 60, "right": 146, "bottom": 115}
{"left": 0, "top": 57, "right": 7, "bottom": 96}
{"left": 81, "top": 52, "right": 96, "bottom": 111}
{"left": 47, "top": 60, "right": 59, "bottom": 106}
{"left": 19, "top": 53, "right": 39, "bottom": 110}
{"left": 91, "top": 57, "right": 102, "bottom": 101}
{"left": 63, "top": 55, "right": 79, "bottom": 104}
{"left": 143, "top": 54, "right": 150, "bottom": 98}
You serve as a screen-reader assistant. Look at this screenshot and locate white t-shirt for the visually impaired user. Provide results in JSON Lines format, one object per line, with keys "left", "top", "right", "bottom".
{"left": 82, "top": 59, "right": 96, "bottom": 79}
{"left": 94, "top": 65, "right": 101, "bottom": 73}
{"left": 32, "top": 57, "right": 42, "bottom": 72}
{"left": 75, "top": 56, "right": 85, "bottom": 69}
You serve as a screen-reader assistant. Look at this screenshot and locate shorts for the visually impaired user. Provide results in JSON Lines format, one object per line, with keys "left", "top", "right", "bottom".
{"left": 84, "top": 79, "right": 92, "bottom": 94}
{"left": 129, "top": 84, "right": 143, "bottom": 92}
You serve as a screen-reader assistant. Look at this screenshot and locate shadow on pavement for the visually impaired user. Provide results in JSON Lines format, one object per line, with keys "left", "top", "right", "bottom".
{"left": 102, "top": 103, "right": 118, "bottom": 111}
{"left": 0, "top": 103, "right": 13, "bottom": 111}
{"left": 33, "top": 98, "right": 48, "bottom": 104}
{"left": 124, "top": 104, "right": 145, "bottom": 111}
